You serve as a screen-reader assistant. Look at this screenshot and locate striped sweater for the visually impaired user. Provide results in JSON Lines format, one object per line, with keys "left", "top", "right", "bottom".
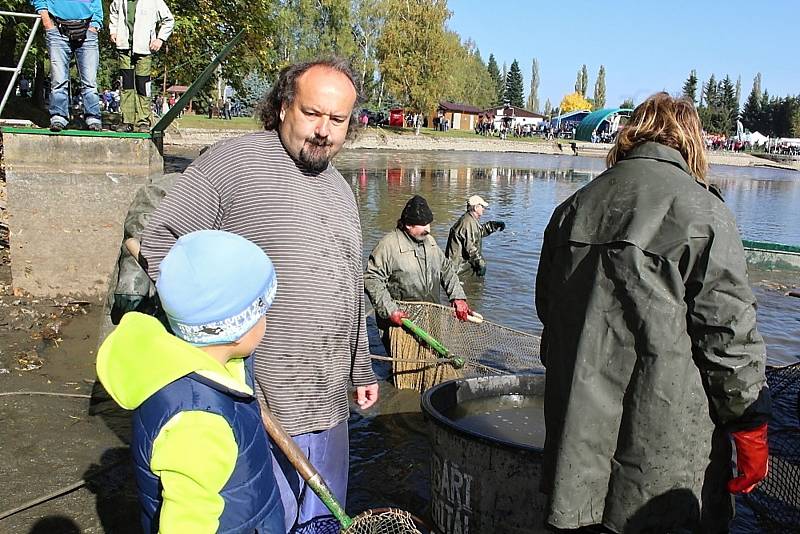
{"left": 140, "top": 130, "right": 375, "bottom": 436}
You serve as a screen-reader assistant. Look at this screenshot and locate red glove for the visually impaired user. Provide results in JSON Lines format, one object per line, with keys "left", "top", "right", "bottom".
{"left": 388, "top": 309, "right": 408, "bottom": 326}
{"left": 727, "top": 423, "right": 769, "bottom": 494}
{"left": 451, "top": 299, "right": 471, "bottom": 322}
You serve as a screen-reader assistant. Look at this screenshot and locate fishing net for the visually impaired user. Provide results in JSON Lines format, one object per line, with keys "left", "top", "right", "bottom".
{"left": 296, "top": 509, "right": 425, "bottom": 534}
{"left": 388, "top": 301, "right": 543, "bottom": 392}
{"left": 745, "top": 363, "right": 800, "bottom": 532}
{"left": 343, "top": 508, "right": 426, "bottom": 533}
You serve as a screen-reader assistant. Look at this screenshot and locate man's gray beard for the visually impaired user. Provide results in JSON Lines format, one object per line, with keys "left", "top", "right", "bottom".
{"left": 299, "top": 144, "right": 332, "bottom": 173}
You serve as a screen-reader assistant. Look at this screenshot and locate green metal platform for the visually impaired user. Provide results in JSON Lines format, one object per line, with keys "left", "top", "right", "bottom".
{"left": 0, "top": 126, "right": 153, "bottom": 139}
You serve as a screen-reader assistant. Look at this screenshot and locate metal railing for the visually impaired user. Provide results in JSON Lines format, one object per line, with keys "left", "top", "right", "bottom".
{"left": 0, "top": 10, "right": 41, "bottom": 117}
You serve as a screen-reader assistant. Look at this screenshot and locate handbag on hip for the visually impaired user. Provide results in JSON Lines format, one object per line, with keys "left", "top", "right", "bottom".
{"left": 54, "top": 17, "right": 91, "bottom": 44}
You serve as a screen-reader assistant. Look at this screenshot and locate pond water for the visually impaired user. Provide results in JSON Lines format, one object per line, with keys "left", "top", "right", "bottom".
{"left": 166, "top": 146, "right": 798, "bottom": 532}
{"left": 333, "top": 149, "right": 800, "bottom": 365}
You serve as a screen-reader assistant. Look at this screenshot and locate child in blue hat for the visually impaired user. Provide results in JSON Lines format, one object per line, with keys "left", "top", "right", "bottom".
{"left": 97, "top": 230, "right": 285, "bottom": 533}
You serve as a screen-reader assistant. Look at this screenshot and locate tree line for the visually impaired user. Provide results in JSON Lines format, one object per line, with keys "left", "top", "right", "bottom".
{"left": 0, "top": 0, "right": 502, "bottom": 115}
{"left": 682, "top": 69, "right": 800, "bottom": 138}
{"left": 1, "top": 0, "right": 613, "bottom": 120}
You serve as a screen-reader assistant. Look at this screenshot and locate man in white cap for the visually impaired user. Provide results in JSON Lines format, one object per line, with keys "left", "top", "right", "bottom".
{"left": 446, "top": 195, "right": 506, "bottom": 277}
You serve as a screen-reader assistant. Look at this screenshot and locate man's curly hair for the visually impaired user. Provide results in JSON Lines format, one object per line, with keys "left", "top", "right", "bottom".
{"left": 258, "top": 58, "right": 362, "bottom": 139}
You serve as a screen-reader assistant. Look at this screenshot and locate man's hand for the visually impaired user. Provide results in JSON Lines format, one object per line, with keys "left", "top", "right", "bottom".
{"left": 88, "top": 26, "right": 98, "bottom": 33}
{"left": 149, "top": 38, "right": 163, "bottom": 52}
{"left": 728, "top": 423, "right": 769, "bottom": 494}
{"left": 388, "top": 309, "right": 408, "bottom": 327}
{"left": 452, "top": 299, "right": 471, "bottom": 321}
{"left": 355, "top": 383, "right": 379, "bottom": 410}
{"left": 39, "top": 10, "right": 55, "bottom": 30}
{"left": 110, "top": 33, "right": 117, "bottom": 44}
{"left": 486, "top": 220, "right": 506, "bottom": 233}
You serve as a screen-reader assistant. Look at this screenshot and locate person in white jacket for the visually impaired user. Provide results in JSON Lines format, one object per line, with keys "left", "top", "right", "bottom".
{"left": 109, "top": 0, "right": 174, "bottom": 131}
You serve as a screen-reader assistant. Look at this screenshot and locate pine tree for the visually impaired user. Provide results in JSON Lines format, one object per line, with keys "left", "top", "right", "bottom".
{"left": 699, "top": 74, "right": 718, "bottom": 132}
{"left": 682, "top": 69, "right": 698, "bottom": 105}
{"left": 574, "top": 67, "right": 583, "bottom": 96}
{"left": 741, "top": 73, "right": 762, "bottom": 132}
{"left": 543, "top": 98, "right": 552, "bottom": 118}
{"left": 501, "top": 62, "right": 508, "bottom": 104}
{"left": 505, "top": 59, "right": 524, "bottom": 107}
{"left": 620, "top": 98, "right": 635, "bottom": 109}
{"left": 486, "top": 54, "right": 503, "bottom": 106}
{"left": 702, "top": 74, "right": 717, "bottom": 108}
{"left": 719, "top": 75, "right": 739, "bottom": 135}
{"left": 759, "top": 90, "right": 771, "bottom": 135}
{"left": 526, "top": 58, "right": 539, "bottom": 112}
{"left": 593, "top": 65, "right": 606, "bottom": 110}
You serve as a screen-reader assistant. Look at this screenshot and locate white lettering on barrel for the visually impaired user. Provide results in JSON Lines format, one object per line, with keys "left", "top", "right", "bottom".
{"left": 432, "top": 454, "right": 473, "bottom": 533}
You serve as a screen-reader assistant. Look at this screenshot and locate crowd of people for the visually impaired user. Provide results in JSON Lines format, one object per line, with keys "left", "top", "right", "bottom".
{"left": 95, "top": 55, "right": 771, "bottom": 534}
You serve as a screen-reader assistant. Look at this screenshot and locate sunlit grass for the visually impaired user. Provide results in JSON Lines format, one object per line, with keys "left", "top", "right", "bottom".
{"left": 173, "top": 114, "right": 261, "bottom": 130}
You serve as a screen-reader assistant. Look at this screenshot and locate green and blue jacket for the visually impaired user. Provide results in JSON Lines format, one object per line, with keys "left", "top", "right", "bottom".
{"left": 97, "top": 312, "right": 284, "bottom": 533}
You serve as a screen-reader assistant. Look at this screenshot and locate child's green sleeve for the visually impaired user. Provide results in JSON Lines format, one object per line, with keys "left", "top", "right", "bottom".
{"left": 150, "top": 411, "right": 238, "bottom": 533}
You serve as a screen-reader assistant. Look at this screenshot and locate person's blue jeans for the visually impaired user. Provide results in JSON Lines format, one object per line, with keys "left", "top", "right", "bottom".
{"left": 45, "top": 27, "right": 101, "bottom": 127}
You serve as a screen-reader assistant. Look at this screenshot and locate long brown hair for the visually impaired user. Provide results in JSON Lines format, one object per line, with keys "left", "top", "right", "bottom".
{"left": 607, "top": 92, "right": 708, "bottom": 182}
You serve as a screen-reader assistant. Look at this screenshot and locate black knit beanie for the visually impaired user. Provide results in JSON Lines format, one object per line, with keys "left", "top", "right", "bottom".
{"left": 400, "top": 195, "right": 434, "bottom": 226}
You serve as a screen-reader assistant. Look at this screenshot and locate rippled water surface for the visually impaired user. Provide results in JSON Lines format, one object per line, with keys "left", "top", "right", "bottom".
{"left": 334, "top": 149, "right": 800, "bottom": 365}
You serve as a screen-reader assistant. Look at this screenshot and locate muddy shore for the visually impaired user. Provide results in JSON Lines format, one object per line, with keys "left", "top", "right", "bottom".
{"left": 0, "top": 134, "right": 795, "bottom": 532}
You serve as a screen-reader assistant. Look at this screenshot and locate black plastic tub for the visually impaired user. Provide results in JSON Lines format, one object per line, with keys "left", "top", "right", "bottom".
{"left": 422, "top": 373, "right": 549, "bottom": 534}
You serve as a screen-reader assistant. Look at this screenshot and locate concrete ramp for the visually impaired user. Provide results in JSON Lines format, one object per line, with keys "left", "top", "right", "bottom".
{"left": 2, "top": 127, "right": 163, "bottom": 298}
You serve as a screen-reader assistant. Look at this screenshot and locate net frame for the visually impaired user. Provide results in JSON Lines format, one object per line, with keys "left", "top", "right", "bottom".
{"left": 388, "top": 301, "right": 543, "bottom": 392}
{"left": 343, "top": 508, "right": 428, "bottom": 534}
{"left": 744, "top": 363, "right": 800, "bottom": 532}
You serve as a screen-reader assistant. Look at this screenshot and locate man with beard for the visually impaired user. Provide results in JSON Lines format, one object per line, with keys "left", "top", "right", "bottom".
{"left": 365, "top": 195, "right": 472, "bottom": 356}
{"left": 139, "top": 59, "right": 377, "bottom": 534}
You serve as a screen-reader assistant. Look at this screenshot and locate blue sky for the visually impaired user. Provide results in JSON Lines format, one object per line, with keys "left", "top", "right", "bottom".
{"left": 446, "top": 0, "right": 799, "bottom": 109}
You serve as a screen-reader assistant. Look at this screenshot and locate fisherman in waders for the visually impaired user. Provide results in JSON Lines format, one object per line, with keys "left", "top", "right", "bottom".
{"left": 536, "top": 93, "right": 770, "bottom": 533}
{"left": 445, "top": 195, "right": 505, "bottom": 278}
{"left": 365, "top": 195, "right": 472, "bottom": 356}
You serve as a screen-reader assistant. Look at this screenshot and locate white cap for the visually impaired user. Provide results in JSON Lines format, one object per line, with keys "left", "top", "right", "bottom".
{"left": 467, "top": 195, "right": 489, "bottom": 208}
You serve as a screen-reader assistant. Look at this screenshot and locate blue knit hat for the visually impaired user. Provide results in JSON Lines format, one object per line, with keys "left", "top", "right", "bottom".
{"left": 156, "top": 230, "right": 277, "bottom": 346}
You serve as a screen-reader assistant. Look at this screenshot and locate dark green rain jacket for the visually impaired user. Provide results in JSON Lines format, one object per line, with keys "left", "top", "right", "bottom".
{"left": 535, "top": 142, "right": 770, "bottom": 533}
{"left": 365, "top": 228, "right": 466, "bottom": 323}
{"left": 445, "top": 212, "right": 498, "bottom": 276}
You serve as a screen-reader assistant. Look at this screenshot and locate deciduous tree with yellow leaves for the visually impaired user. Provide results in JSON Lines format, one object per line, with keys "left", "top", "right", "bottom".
{"left": 560, "top": 92, "right": 592, "bottom": 113}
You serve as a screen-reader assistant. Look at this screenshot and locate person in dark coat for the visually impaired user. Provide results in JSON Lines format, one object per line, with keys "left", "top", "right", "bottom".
{"left": 445, "top": 195, "right": 505, "bottom": 277}
{"left": 535, "top": 92, "right": 770, "bottom": 533}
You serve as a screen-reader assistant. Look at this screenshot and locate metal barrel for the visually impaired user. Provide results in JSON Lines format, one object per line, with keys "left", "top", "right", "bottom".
{"left": 422, "top": 374, "right": 549, "bottom": 534}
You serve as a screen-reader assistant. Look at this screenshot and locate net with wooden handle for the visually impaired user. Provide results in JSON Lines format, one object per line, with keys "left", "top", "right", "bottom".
{"left": 259, "top": 401, "right": 426, "bottom": 533}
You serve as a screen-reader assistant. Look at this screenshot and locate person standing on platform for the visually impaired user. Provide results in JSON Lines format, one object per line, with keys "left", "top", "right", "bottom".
{"left": 109, "top": 0, "right": 174, "bottom": 132}
{"left": 535, "top": 93, "right": 770, "bottom": 533}
{"left": 445, "top": 195, "right": 505, "bottom": 278}
{"left": 32, "top": 0, "right": 104, "bottom": 131}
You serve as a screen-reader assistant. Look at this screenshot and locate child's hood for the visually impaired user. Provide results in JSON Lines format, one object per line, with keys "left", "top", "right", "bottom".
{"left": 96, "top": 312, "right": 252, "bottom": 410}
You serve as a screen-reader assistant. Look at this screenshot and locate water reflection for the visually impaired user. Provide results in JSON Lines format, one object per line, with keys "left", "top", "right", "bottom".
{"left": 336, "top": 149, "right": 800, "bottom": 365}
